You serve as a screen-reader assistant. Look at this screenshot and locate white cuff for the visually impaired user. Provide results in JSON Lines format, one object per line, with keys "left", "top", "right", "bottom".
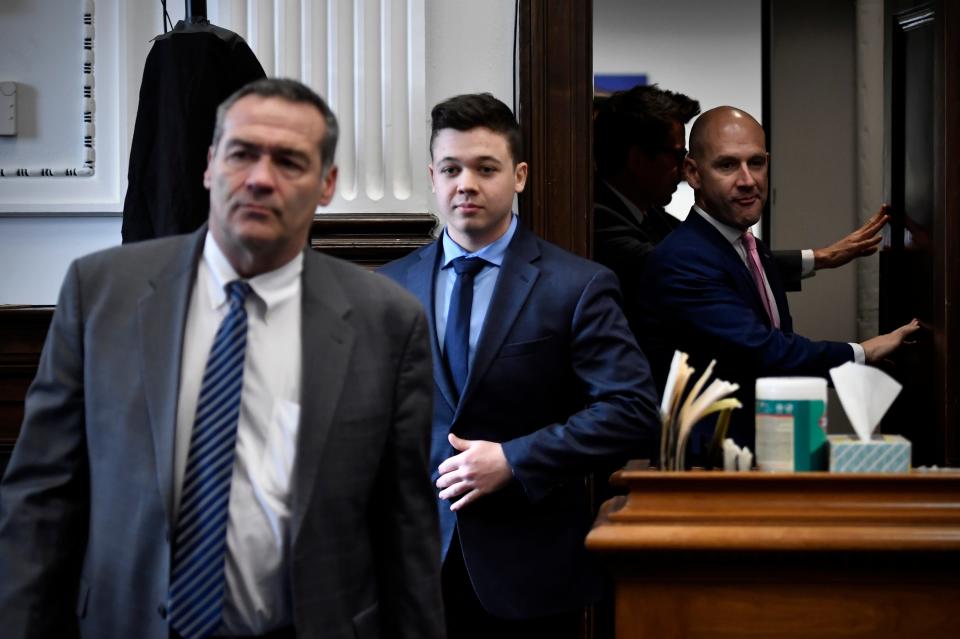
{"left": 801, "top": 249, "right": 816, "bottom": 278}
{"left": 849, "top": 342, "right": 865, "bottom": 364}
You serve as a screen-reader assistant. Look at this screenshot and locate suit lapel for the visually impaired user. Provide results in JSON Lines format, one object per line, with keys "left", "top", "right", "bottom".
{"left": 407, "top": 241, "right": 458, "bottom": 412}
{"left": 595, "top": 178, "right": 643, "bottom": 231}
{"left": 291, "top": 250, "right": 355, "bottom": 539}
{"left": 138, "top": 228, "right": 206, "bottom": 528}
{"left": 686, "top": 210, "right": 773, "bottom": 326}
{"left": 458, "top": 225, "right": 540, "bottom": 410}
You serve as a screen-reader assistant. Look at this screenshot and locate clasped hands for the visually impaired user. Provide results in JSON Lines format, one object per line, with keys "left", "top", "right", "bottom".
{"left": 436, "top": 433, "right": 512, "bottom": 511}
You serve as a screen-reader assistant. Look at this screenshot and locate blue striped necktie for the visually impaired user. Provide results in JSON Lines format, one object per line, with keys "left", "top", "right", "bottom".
{"left": 168, "top": 280, "right": 251, "bottom": 639}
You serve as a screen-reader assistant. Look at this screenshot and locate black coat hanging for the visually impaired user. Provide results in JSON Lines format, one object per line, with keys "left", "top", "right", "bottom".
{"left": 121, "top": 4, "right": 265, "bottom": 243}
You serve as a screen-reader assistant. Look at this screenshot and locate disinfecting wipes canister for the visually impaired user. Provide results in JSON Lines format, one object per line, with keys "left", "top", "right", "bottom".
{"left": 755, "top": 377, "right": 828, "bottom": 472}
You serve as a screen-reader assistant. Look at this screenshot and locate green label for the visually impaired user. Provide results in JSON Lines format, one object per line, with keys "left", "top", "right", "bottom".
{"left": 756, "top": 399, "right": 827, "bottom": 471}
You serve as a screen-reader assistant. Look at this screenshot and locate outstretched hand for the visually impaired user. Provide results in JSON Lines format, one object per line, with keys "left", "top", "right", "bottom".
{"left": 436, "top": 433, "right": 512, "bottom": 511}
{"left": 861, "top": 318, "right": 921, "bottom": 363}
{"left": 814, "top": 204, "right": 890, "bottom": 270}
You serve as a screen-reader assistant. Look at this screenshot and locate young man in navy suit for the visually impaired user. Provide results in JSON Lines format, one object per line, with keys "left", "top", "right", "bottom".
{"left": 637, "top": 106, "right": 919, "bottom": 450}
{"left": 380, "top": 93, "right": 660, "bottom": 638}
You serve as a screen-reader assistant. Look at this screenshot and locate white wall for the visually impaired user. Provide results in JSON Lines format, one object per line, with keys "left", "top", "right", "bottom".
{"left": 768, "top": 0, "right": 860, "bottom": 435}
{"left": 0, "top": 0, "right": 516, "bottom": 304}
{"left": 769, "top": 0, "right": 858, "bottom": 344}
{"left": 593, "top": 0, "right": 763, "bottom": 220}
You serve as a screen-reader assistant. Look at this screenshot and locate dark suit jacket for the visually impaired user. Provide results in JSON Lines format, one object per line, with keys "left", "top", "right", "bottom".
{"left": 0, "top": 228, "right": 444, "bottom": 639}
{"left": 593, "top": 180, "right": 806, "bottom": 336}
{"left": 636, "top": 209, "right": 852, "bottom": 449}
{"left": 379, "top": 223, "right": 660, "bottom": 620}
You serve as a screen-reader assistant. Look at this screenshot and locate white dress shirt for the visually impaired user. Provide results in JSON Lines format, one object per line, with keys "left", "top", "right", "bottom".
{"left": 693, "top": 206, "right": 863, "bottom": 363}
{"left": 174, "top": 232, "right": 302, "bottom": 634}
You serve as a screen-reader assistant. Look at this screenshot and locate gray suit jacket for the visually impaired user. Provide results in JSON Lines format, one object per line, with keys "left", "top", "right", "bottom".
{"left": 0, "top": 227, "right": 444, "bottom": 639}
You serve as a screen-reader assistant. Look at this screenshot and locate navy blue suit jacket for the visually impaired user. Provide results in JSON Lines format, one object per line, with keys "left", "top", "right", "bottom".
{"left": 379, "top": 223, "right": 659, "bottom": 620}
{"left": 636, "top": 209, "right": 853, "bottom": 449}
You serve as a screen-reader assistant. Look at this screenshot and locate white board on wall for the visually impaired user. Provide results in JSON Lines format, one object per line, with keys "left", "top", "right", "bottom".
{"left": 0, "top": 0, "right": 124, "bottom": 214}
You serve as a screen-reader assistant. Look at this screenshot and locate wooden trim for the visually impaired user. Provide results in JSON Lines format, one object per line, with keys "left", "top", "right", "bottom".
{"left": 518, "top": 0, "right": 593, "bottom": 257}
{"left": 589, "top": 470, "right": 960, "bottom": 553}
{"left": 309, "top": 212, "right": 437, "bottom": 268}
{"left": 0, "top": 307, "right": 53, "bottom": 448}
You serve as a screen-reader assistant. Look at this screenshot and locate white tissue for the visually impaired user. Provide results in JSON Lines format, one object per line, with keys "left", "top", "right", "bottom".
{"left": 723, "top": 439, "right": 739, "bottom": 471}
{"left": 723, "top": 439, "right": 753, "bottom": 471}
{"left": 828, "top": 362, "right": 902, "bottom": 442}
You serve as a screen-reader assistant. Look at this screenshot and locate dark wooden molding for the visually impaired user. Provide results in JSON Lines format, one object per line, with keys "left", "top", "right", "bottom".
{"left": 310, "top": 212, "right": 438, "bottom": 268}
{"left": 518, "top": 0, "right": 593, "bottom": 257}
{"left": 0, "top": 307, "right": 53, "bottom": 449}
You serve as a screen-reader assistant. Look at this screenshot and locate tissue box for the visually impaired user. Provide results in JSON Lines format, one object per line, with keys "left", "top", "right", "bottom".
{"left": 828, "top": 434, "right": 911, "bottom": 473}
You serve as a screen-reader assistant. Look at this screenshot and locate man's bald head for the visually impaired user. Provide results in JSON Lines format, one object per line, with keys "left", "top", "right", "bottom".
{"left": 684, "top": 106, "right": 769, "bottom": 230}
{"left": 688, "top": 106, "right": 764, "bottom": 160}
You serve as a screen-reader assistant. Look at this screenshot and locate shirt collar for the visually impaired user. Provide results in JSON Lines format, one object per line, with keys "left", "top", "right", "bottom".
{"left": 202, "top": 231, "right": 303, "bottom": 318}
{"left": 603, "top": 180, "right": 646, "bottom": 223}
{"left": 693, "top": 204, "right": 745, "bottom": 247}
{"left": 440, "top": 213, "right": 518, "bottom": 269}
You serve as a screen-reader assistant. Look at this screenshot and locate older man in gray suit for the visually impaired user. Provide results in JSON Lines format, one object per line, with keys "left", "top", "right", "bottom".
{"left": 0, "top": 78, "right": 444, "bottom": 639}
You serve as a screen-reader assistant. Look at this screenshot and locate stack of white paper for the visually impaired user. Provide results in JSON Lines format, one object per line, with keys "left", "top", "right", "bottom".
{"left": 659, "top": 351, "right": 742, "bottom": 471}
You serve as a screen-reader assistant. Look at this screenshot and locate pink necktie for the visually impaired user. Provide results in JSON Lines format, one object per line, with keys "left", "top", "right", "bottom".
{"left": 741, "top": 231, "right": 780, "bottom": 329}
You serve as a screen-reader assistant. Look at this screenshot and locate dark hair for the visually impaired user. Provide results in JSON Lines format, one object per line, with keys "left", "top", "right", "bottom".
{"left": 212, "top": 77, "right": 339, "bottom": 175}
{"left": 593, "top": 84, "right": 700, "bottom": 178}
{"left": 430, "top": 93, "right": 523, "bottom": 163}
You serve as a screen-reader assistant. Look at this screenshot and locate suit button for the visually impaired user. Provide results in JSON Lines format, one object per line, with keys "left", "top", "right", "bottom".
{"left": 157, "top": 604, "right": 167, "bottom": 619}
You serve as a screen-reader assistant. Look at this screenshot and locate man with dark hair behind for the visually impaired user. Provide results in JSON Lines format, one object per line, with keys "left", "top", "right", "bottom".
{"left": 593, "top": 84, "right": 889, "bottom": 336}
{"left": 380, "top": 92, "right": 660, "bottom": 638}
{"left": 593, "top": 85, "right": 701, "bottom": 306}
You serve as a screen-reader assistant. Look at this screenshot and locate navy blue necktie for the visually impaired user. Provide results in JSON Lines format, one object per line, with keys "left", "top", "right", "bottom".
{"left": 444, "top": 257, "right": 488, "bottom": 399}
{"left": 169, "top": 280, "right": 251, "bottom": 639}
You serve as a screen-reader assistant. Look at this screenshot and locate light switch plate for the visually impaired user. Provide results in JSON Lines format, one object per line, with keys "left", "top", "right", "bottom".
{"left": 0, "top": 82, "right": 17, "bottom": 136}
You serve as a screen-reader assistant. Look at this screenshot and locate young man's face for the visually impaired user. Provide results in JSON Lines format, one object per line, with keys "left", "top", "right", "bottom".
{"left": 429, "top": 127, "right": 528, "bottom": 252}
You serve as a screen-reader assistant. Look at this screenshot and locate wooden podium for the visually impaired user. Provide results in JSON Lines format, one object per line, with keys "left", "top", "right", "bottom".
{"left": 586, "top": 469, "right": 960, "bottom": 638}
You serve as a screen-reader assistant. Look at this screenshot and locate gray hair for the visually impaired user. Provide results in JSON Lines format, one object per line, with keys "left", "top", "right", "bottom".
{"left": 212, "top": 77, "right": 339, "bottom": 175}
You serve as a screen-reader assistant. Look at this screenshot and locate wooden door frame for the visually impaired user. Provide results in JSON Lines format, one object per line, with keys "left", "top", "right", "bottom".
{"left": 942, "top": 1, "right": 960, "bottom": 465}
{"left": 884, "top": 0, "right": 960, "bottom": 466}
{"left": 517, "top": 0, "right": 594, "bottom": 258}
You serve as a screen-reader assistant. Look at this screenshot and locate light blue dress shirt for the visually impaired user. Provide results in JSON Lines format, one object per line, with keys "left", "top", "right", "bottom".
{"left": 434, "top": 214, "right": 518, "bottom": 369}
